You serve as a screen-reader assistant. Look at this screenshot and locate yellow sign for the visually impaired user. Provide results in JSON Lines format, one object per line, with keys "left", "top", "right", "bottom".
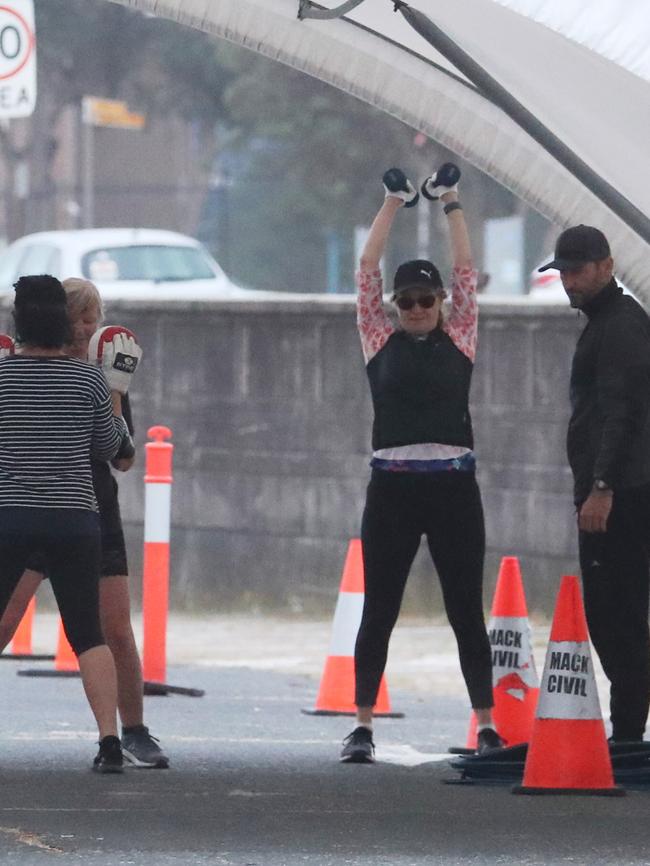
{"left": 82, "top": 96, "right": 145, "bottom": 130}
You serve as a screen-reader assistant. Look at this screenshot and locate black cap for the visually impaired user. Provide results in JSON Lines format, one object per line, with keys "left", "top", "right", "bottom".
{"left": 538, "top": 225, "right": 611, "bottom": 272}
{"left": 393, "top": 259, "right": 443, "bottom": 295}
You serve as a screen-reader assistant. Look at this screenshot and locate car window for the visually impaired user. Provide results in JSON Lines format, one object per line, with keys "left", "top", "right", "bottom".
{"left": 0, "top": 243, "right": 27, "bottom": 291}
{"left": 81, "top": 245, "right": 218, "bottom": 282}
{"left": 16, "top": 244, "right": 61, "bottom": 278}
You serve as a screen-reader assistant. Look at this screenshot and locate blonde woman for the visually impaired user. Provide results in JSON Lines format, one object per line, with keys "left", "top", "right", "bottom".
{"left": 340, "top": 166, "right": 502, "bottom": 762}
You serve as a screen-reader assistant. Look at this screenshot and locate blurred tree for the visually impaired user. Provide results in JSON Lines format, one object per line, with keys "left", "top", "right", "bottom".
{"left": 220, "top": 58, "right": 445, "bottom": 291}
{"left": 205, "top": 54, "right": 521, "bottom": 292}
{"left": 0, "top": 0, "right": 237, "bottom": 238}
{"left": 0, "top": 2, "right": 530, "bottom": 290}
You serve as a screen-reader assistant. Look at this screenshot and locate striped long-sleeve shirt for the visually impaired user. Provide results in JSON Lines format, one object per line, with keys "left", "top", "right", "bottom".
{"left": 0, "top": 356, "right": 126, "bottom": 511}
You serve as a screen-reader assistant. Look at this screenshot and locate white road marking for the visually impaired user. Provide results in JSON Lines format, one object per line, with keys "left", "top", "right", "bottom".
{"left": 228, "top": 790, "right": 294, "bottom": 798}
{"left": 375, "top": 744, "right": 450, "bottom": 766}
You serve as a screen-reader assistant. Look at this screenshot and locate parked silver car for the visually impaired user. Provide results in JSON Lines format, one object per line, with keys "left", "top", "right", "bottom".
{"left": 0, "top": 228, "right": 259, "bottom": 300}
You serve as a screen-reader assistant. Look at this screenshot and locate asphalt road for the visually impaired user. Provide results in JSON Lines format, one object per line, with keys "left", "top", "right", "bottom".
{"left": 1, "top": 659, "right": 650, "bottom": 865}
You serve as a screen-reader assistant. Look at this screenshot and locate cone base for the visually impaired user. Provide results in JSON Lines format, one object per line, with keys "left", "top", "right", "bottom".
{"left": 143, "top": 681, "right": 205, "bottom": 697}
{"left": 311, "top": 656, "right": 396, "bottom": 716}
{"left": 301, "top": 708, "right": 404, "bottom": 718}
{"left": 513, "top": 784, "right": 625, "bottom": 797}
{"left": 0, "top": 653, "right": 55, "bottom": 661}
{"left": 466, "top": 688, "right": 539, "bottom": 749}
{"left": 17, "top": 670, "right": 81, "bottom": 678}
{"left": 523, "top": 718, "right": 616, "bottom": 790}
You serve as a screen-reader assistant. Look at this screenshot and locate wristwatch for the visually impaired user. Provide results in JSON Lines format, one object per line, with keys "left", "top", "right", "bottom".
{"left": 593, "top": 479, "right": 611, "bottom": 492}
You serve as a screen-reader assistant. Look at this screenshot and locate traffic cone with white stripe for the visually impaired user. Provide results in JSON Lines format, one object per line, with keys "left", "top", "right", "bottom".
{"left": 513, "top": 574, "right": 624, "bottom": 796}
{"left": 466, "top": 556, "right": 539, "bottom": 749}
{"left": 302, "top": 539, "right": 403, "bottom": 717}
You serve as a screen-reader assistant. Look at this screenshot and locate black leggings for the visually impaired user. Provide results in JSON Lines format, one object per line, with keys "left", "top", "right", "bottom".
{"left": 579, "top": 483, "right": 650, "bottom": 741}
{"left": 355, "top": 469, "right": 493, "bottom": 709}
{"left": 0, "top": 508, "right": 104, "bottom": 656}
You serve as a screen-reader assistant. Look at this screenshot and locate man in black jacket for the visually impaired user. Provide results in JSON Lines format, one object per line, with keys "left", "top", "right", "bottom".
{"left": 540, "top": 225, "right": 650, "bottom": 743}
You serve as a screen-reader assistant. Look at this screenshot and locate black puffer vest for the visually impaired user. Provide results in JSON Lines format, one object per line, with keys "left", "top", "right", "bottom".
{"left": 366, "top": 328, "right": 474, "bottom": 451}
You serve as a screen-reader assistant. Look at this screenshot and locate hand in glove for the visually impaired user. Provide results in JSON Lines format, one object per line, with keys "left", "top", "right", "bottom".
{"left": 88, "top": 325, "right": 142, "bottom": 395}
{"left": 382, "top": 168, "right": 419, "bottom": 208}
{"left": 421, "top": 162, "right": 461, "bottom": 201}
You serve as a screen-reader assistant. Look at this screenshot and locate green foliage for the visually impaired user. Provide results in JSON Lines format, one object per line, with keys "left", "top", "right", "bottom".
{"left": 24, "top": 3, "right": 512, "bottom": 290}
{"left": 219, "top": 56, "right": 445, "bottom": 291}
{"left": 33, "top": 0, "right": 235, "bottom": 118}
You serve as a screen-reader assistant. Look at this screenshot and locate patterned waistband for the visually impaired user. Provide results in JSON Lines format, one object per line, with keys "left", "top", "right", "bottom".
{"left": 370, "top": 451, "right": 476, "bottom": 473}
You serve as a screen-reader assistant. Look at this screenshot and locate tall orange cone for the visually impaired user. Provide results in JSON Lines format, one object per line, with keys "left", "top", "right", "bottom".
{"left": 54, "top": 618, "right": 79, "bottom": 673}
{"left": 514, "top": 574, "right": 624, "bottom": 796}
{"left": 302, "top": 539, "right": 402, "bottom": 717}
{"left": 466, "top": 556, "right": 539, "bottom": 748}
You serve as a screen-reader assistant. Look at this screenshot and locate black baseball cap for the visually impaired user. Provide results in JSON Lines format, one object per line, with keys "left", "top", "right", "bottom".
{"left": 538, "top": 225, "right": 611, "bottom": 272}
{"left": 393, "top": 259, "right": 443, "bottom": 295}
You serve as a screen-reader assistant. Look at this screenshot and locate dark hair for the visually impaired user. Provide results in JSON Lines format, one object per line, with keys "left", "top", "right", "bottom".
{"left": 13, "top": 275, "right": 72, "bottom": 348}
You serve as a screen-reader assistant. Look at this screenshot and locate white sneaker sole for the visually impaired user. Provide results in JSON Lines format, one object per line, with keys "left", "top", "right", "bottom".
{"left": 122, "top": 748, "right": 169, "bottom": 769}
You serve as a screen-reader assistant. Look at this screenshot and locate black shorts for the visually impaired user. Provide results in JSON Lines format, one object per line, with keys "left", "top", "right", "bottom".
{"left": 25, "top": 461, "right": 128, "bottom": 578}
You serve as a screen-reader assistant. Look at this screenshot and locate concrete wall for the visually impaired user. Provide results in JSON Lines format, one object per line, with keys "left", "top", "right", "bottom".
{"left": 0, "top": 297, "right": 583, "bottom": 614}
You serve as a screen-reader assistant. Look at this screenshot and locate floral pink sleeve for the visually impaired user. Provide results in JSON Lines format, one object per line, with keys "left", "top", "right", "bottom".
{"left": 356, "top": 267, "right": 395, "bottom": 363}
{"left": 444, "top": 266, "right": 479, "bottom": 362}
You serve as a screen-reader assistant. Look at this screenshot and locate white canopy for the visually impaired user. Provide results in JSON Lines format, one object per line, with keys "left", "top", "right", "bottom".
{"left": 111, "top": 0, "right": 650, "bottom": 301}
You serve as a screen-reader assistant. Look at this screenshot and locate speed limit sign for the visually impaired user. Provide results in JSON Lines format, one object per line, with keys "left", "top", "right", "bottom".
{"left": 0, "top": 1, "right": 35, "bottom": 118}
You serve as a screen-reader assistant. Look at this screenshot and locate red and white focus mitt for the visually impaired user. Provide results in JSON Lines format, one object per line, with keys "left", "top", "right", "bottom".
{"left": 0, "top": 334, "right": 15, "bottom": 359}
{"left": 88, "top": 325, "right": 142, "bottom": 394}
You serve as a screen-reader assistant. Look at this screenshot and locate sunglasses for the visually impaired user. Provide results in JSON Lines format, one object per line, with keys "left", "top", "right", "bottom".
{"left": 394, "top": 293, "right": 438, "bottom": 311}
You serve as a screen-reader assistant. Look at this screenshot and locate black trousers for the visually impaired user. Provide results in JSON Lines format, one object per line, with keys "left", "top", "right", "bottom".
{"left": 355, "top": 469, "right": 493, "bottom": 709}
{"left": 579, "top": 483, "right": 650, "bottom": 741}
{"left": 0, "top": 508, "right": 104, "bottom": 657}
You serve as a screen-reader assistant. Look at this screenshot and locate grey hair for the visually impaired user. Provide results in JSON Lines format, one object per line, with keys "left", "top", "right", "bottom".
{"left": 61, "top": 278, "right": 104, "bottom": 323}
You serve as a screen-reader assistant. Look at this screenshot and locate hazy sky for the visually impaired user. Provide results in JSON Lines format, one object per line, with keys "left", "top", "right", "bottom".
{"left": 346, "top": 0, "right": 650, "bottom": 82}
{"left": 496, "top": 0, "right": 650, "bottom": 80}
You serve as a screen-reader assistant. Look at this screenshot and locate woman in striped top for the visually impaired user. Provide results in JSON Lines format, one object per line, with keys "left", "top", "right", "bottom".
{"left": 0, "top": 275, "right": 126, "bottom": 772}
{"left": 0, "top": 277, "right": 168, "bottom": 769}
{"left": 340, "top": 166, "right": 502, "bottom": 764}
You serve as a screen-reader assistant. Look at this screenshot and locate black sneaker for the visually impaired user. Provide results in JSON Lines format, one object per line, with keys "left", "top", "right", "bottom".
{"left": 93, "top": 735, "right": 124, "bottom": 774}
{"left": 340, "top": 726, "right": 375, "bottom": 764}
{"left": 121, "top": 725, "right": 169, "bottom": 769}
{"left": 476, "top": 727, "right": 505, "bottom": 755}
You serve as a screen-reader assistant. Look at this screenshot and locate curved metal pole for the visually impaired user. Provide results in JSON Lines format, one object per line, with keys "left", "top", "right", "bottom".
{"left": 298, "top": 0, "right": 367, "bottom": 20}
{"left": 396, "top": 2, "right": 650, "bottom": 246}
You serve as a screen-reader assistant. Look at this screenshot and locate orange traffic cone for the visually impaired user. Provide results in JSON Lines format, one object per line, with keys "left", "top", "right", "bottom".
{"left": 1, "top": 594, "right": 54, "bottom": 662}
{"left": 466, "top": 556, "right": 539, "bottom": 748}
{"left": 302, "top": 539, "right": 402, "bottom": 717}
{"left": 54, "top": 618, "right": 79, "bottom": 673}
{"left": 513, "top": 574, "right": 624, "bottom": 796}
{"left": 10, "top": 595, "right": 36, "bottom": 656}
{"left": 17, "top": 616, "right": 81, "bottom": 679}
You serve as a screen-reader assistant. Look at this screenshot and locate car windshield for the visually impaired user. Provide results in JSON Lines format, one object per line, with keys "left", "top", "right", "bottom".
{"left": 81, "top": 245, "right": 218, "bottom": 282}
